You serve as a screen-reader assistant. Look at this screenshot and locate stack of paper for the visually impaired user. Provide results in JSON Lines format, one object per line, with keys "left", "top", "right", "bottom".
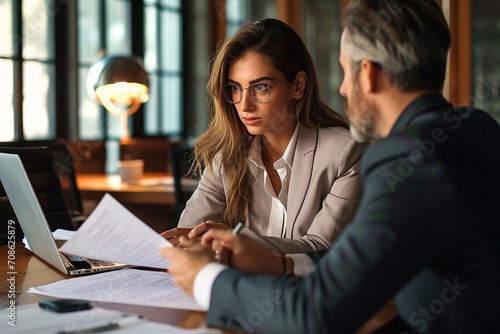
{"left": 1, "top": 303, "right": 222, "bottom": 334}
{"left": 28, "top": 268, "right": 206, "bottom": 311}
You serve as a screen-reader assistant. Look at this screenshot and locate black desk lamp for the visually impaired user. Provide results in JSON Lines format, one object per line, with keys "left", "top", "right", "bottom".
{"left": 87, "top": 54, "right": 149, "bottom": 141}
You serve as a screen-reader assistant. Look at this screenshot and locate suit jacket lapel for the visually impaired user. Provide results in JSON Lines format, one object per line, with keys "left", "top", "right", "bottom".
{"left": 286, "top": 125, "right": 318, "bottom": 238}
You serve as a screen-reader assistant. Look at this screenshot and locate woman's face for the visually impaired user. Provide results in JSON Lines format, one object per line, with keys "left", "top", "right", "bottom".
{"left": 227, "top": 52, "right": 297, "bottom": 140}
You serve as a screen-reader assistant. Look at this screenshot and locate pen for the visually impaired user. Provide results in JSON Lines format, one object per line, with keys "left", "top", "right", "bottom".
{"left": 232, "top": 222, "right": 244, "bottom": 234}
{"left": 218, "top": 222, "right": 243, "bottom": 264}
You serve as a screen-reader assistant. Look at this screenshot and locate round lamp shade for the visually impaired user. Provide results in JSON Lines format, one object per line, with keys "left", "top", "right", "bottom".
{"left": 87, "top": 55, "right": 149, "bottom": 116}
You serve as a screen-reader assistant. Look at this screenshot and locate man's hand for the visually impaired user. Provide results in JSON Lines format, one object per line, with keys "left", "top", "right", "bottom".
{"left": 160, "top": 237, "right": 216, "bottom": 296}
{"left": 201, "top": 229, "right": 283, "bottom": 276}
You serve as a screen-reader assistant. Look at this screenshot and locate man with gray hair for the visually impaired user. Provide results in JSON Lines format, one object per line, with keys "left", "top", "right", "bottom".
{"left": 161, "top": 1, "right": 500, "bottom": 333}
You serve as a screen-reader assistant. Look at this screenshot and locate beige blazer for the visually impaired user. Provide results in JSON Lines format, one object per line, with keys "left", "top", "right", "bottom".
{"left": 178, "top": 125, "right": 367, "bottom": 253}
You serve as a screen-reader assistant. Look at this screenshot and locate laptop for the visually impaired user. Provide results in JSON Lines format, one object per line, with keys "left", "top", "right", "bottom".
{"left": 0, "top": 151, "right": 128, "bottom": 275}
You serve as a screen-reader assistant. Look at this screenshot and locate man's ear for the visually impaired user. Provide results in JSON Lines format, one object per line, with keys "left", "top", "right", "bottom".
{"left": 359, "top": 60, "right": 379, "bottom": 94}
{"left": 292, "top": 71, "right": 307, "bottom": 100}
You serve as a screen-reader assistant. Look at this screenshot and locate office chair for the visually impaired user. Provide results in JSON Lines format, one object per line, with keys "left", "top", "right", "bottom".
{"left": 0, "top": 146, "right": 79, "bottom": 245}
{"left": 49, "top": 139, "right": 88, "bottom": 228}
{"left": 169, "top": 144, "right": 196, "bottom": 227}
{"left": 48, "top": 139, "right": 85, "bottom": 216}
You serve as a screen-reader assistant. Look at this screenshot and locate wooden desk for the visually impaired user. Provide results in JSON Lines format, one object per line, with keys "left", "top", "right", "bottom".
{"left": 0, "top": 243, "right": 219, "bottom": 331}
{"left": 77, "top": 173, "right": 198, "bottom": 206}
{"left": 1, "top": 244, "right": 397, "bottom": 333}
{"left": 76, "top": 173, "right": 198, "bottom": 232}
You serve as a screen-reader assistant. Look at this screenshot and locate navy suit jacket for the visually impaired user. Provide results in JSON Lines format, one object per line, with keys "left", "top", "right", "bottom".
{"left": 206, "top": 93, "right": 500, "bottom": 333}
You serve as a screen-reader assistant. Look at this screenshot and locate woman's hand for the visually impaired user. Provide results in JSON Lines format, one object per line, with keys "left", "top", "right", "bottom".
{"left": 188, "top": 220, "right": 231, "bottom": 239}
{"left": 160, "top": 228, "right": 192, "bottom": 246}
{"left": 161, "top": 220, "right": 230, "bottom": 247}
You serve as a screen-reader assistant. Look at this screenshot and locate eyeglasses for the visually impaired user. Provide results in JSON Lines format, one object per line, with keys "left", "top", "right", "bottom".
{"left": 224, "top": 77, "right": 285, "bottom": 104}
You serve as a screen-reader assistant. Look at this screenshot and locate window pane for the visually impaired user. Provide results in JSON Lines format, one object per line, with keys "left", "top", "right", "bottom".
{"left": 79, "top": 67, "right": 103, "bottom": 140}
{"left": 0, "top": 0, "right": 13, "bottom": 57}
{"left": 23, "top": 61, "right": 55, "bottom": 140}
{"left": 226, "top": 0, "right": 245, "bottom": 21}
{"left": 161, "top": 0, "right": 180, "bottom": 9}
{"left": 248, "top": 0, "right": 276, "bottom": 20}
{"left": 0, "top": 59, "right": 14, "bottom": 141}
{"left": 226, "top": 0, "right": 276, "bottom": 37}
{"left": 22, "top": 0, "right": 55, "bottom": 60}
{"left": 226, "top": 0, "right": 247, "bottom": 36}
{"left": 160, "top": 10, "right": 181, "bottom": 71}
{"left": 144, "top": 6, "right": 157, "bottom": 72}
{"left": 145, "top": 74, "right": 159, "bottom": 135}
{"left": 303, "top": 0, "right": 343, "bottom": 116}
{"left": 161, "top": 76, "right": 181, "bottom": 133}
{"left": 472, "top": 2, "right": 500, "bottom": 123}
{"left": 106, "top": 0, "right": 131, "bottom": 54}
{"left": 78, "top": 0, "right": 101, "bottom": 63}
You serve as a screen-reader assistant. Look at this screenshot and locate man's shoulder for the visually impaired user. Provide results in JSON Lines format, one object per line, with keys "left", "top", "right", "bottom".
{"left": 362, "top": 104, "right": 500, "bottom": 179}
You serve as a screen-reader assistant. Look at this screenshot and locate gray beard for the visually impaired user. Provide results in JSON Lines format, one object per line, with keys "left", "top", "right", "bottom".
{"left": 349, "top": 123, "right": 372, "bottom": 143}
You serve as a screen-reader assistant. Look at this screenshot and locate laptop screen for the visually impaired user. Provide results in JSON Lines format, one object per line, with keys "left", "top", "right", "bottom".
{"left": 0, "top": 146, "right": 75, "bottom": 245}
{"left": 0, "top": 152, "right": 69, "bottom": 273}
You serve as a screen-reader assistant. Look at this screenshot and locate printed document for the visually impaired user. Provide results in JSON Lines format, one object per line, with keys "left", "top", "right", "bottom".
{"left": 60, "top": 193, "right": 172, "bottom": 269}
{"left": 2, "top": 303, "right": 222, "bottom": 334}
{"left": 28, "top": 268, "right": 206, "bottom": 311}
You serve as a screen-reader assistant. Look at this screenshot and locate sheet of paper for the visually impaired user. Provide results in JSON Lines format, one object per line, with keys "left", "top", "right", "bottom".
{"left": 53, "top": 228, "right": 77, "bottom": 240}
{"left": 2, "top": 303, "right": 221, "bottom": 334}
{"left": 27, "top": 268, "right": 206, "bottom": 311}
{"left": 59, "top": 193, "right": 172, "bottom": 269}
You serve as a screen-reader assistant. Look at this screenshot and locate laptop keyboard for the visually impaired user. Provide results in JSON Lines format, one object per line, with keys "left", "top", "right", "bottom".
{"left": 62, "top": 253, "right": 115, "bottom": 267}
{"left": 84, "top": 258, "right": 115, "bottom": 267}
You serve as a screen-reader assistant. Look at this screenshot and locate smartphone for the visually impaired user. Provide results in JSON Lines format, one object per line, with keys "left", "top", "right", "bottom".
{"left": 39, "top": 299, "right": 93, "bottom": 313}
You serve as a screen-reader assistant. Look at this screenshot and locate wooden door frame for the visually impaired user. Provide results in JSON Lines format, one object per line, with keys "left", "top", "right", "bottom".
{"left": 448, "top": 0, "right": 472, "bottom": 106}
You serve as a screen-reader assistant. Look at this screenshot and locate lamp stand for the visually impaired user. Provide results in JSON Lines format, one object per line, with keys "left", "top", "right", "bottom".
{"left": 120, "top": 113, "right": 131, "bottom": 142}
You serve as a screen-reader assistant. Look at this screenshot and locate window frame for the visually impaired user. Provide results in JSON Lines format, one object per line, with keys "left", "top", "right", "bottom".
{"left": 4, "top": 0, "right": 492, "bottom": 147}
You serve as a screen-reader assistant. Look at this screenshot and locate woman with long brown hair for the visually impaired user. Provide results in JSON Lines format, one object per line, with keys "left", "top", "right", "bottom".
{"left": 162, "top": 18, "right": 366, "bottom": 253}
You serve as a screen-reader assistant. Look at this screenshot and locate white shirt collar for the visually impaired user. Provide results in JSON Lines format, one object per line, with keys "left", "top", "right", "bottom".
{"left": 248, "top": 124, "right": 300, "bottom": 176}
{"left": 280, "top": 124, "right": 299, "bottom": 169}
